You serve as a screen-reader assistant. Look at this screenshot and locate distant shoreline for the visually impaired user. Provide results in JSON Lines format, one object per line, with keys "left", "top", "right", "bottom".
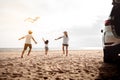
{"left": 0, "top": 47, "right": 103, "bottom": 52}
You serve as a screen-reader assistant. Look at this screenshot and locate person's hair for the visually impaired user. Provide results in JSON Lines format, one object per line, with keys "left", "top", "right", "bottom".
{"left": 28, "top": 30, "right": 32, "bottom": 34}
{"left": 64, "top": 31, "right": 68, "bottom": 37}
{"left": 45, "top": 40, "right": 49, "bottom": 44}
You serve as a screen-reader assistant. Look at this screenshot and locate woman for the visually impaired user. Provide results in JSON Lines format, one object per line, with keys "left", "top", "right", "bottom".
{"left": 55, "top": 31, "right": 69, "bottom": 56}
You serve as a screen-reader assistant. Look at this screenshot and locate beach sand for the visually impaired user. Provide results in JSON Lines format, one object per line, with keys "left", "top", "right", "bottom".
{"left": 0, "top": 50, "right": 120, "bottom": 80}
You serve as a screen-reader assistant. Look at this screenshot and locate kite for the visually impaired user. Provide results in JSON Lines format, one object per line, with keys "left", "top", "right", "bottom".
{"left": 24, "top": 16, "right": 40, "bottom": 23}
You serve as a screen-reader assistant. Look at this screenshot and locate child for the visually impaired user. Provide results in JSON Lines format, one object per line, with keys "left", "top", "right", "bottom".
{"left": 42, "top": 38, "right": 49, "bottom": 55}
{"left": 55, "top": 31, "right": 69, "bottom": 56}
{"left": 19, "top": 30, "right": 37, "bottom": 58}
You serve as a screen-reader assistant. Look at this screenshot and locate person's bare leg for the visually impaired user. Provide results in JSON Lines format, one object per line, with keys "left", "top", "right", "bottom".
{"left": 27, "top": 49, "right": 31, "bottom": 56}
{"left": 45, "top": 50, "right": 47, "bottom": 55}
{"left": 62, "top": 45, "right": 65, "bottom": 54}
{"left": 21, "top": 50, "right": 25, "bottom": 58}
{"left": 66, "top": 46, "right": 68, "bottom": 56}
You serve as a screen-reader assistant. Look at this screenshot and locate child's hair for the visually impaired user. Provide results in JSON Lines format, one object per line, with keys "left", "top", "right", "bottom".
{"left": 45, "top": 40, "right": 49, "bottom": 44}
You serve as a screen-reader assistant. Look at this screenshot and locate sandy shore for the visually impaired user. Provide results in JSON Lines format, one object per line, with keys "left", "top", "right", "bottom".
{"left": 0, "top": 50, "right": 120, "bottom": 80}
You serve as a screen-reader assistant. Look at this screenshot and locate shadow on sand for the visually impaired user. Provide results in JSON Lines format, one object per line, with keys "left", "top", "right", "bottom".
{"left": 96, "top": 62, "right": 120, "bottom": 80}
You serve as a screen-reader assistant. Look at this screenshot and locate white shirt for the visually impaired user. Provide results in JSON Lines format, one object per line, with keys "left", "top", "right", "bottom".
{"left": 45, "top": 44, "right": 48, "bottom": 47}
{"left": 24, "top": 34, "right": 33, "bottom": 44}
{"left": 62, "top": 36, "right": 69, "bottom": 44}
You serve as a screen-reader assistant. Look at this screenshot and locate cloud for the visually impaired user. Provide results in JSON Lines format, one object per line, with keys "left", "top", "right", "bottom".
{"left": 0, "top": 0, "right": 112, "bottom": 48}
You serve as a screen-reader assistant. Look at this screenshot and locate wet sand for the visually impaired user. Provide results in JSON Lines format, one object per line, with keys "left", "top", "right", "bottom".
{"left": 0, "top": 50, "right": 120, "bottom": 80}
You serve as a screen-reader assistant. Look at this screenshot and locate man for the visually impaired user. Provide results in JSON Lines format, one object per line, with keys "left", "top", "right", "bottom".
{"left": 19, "top": 30, "right": 37, "bottom": 58}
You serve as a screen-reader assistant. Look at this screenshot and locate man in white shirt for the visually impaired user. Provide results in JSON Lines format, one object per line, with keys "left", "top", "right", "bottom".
{"left": 19, "top": 30, "right": 37, "bottom": 58}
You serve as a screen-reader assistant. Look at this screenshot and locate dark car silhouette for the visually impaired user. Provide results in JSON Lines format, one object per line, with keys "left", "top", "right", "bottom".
{"left": 102, "top": 0, "right": 120, "bottom": 63}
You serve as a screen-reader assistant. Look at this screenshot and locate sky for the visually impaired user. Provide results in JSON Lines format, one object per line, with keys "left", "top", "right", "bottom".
{"left": 0, "top": 0, "right": 112, "bottom": 50}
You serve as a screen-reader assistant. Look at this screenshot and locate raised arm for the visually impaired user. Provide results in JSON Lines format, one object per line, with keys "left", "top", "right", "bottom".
{"left": 42, "top": 38, "right": 45, "bottom": 42}
{"left": 55, "top": 36, "right": 62, "bottom": 40}
{"left": 32, "top": 37, "right": 37, "bottom": 44}
{"left": 18, "top": 36, "right": 25, "bottom": 40}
